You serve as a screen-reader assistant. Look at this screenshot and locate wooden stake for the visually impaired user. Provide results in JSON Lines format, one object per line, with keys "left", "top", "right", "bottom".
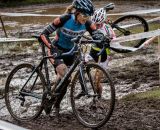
{"left": 0, "top": 16, "right": 8, "bottom": 38}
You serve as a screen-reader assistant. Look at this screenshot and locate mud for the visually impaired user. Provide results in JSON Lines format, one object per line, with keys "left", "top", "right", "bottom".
{"left": 0, "top": 41, "right": 159, "bottom": 130}
{"left": 0, "top": 1, "right": 160, "bottom": 130}
{"left": 1, "top": 99, "right": 160, "bottom": 130}
{"left": 0, "top": 0, "right": 160, "bottom": 37}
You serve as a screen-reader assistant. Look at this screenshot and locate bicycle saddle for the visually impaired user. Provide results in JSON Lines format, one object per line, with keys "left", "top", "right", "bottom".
{"left": 103, "top": 3, "right": 115, "bottom": 12}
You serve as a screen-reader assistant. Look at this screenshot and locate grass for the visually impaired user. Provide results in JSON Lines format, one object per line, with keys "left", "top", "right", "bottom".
{"left": 122, "top": 87, "right": 160, "bottom": 101}
{"left": 148, "top": 22, "right": 160, "bottom": 31}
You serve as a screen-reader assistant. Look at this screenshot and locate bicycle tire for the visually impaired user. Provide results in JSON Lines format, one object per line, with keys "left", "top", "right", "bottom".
{"left": 111, "top": 15, "right": 149, "bottom": 53}
{"left": 70, "top": 63, "right": 115, "bottom": 128}
{"left": 0, "top": 90, "right": 5, "bottom": 99}
{"left": 5, "top": 63, "right": 45, "bottom": 121}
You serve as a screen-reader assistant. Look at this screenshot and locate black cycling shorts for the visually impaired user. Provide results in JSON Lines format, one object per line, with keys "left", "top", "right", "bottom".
{"left": 48, "top": 43, "right": 75, "bottom": 68}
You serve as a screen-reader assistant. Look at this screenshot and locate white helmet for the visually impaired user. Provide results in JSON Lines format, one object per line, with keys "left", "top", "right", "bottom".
{"left": 91, "top": 8, "right": 107, "bottom": 24}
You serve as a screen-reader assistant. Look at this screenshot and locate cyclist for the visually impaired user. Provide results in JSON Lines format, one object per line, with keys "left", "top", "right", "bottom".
{"left": 77, "top": 8, "right": 116, "bottom": 98}
{"left": 91, "top": 8, "right": 116, "bottom": 96}
{"left": 40, "top": 0, "right": 105, "bottom": 116}
{"left": 90, "top": 8, "right": 116, "bottom": 67}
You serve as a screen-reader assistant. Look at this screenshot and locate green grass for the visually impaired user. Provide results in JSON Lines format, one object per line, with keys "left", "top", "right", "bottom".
{"left": 148, "top": 22, "right": 160, "bottom": 31}
{"left": 122, "top": 88, "right": 160, "bottom": 101}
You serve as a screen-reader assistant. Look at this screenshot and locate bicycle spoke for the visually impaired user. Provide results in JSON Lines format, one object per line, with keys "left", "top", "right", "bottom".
{"left": 112, "top": 15, "right": 148, "bottom": 49}
{"left": 71, "top": 63, "right": 115, "bottom": 128}
{"left": 5, "top": 63, "right": 45, "bottom": 121}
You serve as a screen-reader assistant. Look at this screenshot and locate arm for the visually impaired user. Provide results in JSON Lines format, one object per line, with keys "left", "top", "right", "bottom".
{"left": 85, "top": 20, "right": 104, "bottom": 40}
{"left": 40, "top": 14, "right": 71, "bottom": 48}
{"left": 85, "top": 20, "right": 96, "bottom": 35}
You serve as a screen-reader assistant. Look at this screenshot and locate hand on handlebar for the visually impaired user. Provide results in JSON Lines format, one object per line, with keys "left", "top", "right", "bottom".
{"left": 96, "top": 36, "right": 111, "bottom": 57}
{"left": 71, "top": 35, "right": 82, "bottom": 43}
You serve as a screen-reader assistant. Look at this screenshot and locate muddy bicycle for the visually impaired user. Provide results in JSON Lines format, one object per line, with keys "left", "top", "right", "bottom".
{"left": 5, "top": 34, "right": 115, "bottom": 128}
{"left": 103, "top": 3, "right": 149, "bottom": 52}
{"left": 1, "top": 3, "right": 149, "bottom": 102}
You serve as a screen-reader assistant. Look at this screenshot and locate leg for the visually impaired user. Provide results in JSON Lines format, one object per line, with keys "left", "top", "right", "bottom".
{"left": 94, "top": 70, "right": 103, "bottom": 96}
{"left": 54, "top": 64, "right": 70, "bottom": 114}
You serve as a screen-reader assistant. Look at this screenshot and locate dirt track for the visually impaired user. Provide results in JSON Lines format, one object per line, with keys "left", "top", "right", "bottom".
{"left": 0, "top": 0, "right": 160, "bottom": 129}
{"left": 0, "top": 41, "right": 159, "bottom": 130}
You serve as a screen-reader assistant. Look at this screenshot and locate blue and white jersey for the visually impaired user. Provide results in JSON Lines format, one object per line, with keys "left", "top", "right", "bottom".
{"left": 41, "top": 13, "right": 96, "bottom": 50}
{"left": 57, "top": 14, "right": 86, "bottom": 49}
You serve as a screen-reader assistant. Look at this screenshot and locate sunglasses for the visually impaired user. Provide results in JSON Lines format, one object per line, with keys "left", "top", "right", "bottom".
{"left": 79, "top": 13, "right": 90, "bottom": 20}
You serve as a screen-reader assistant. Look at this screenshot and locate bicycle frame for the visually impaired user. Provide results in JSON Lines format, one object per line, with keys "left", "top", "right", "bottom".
{"left": 111, "top": 23, "right": 130, "bottom": 36}
{"left": 19, "top": 39, "right": 91, "bottom": 100}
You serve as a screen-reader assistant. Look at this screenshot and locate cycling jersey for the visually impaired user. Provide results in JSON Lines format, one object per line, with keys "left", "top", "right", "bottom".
{"left": 89, "top": 23, "right": 115, "bottom": 65}
{"left": 97, "top": 23, "right": 116, "bottom": 39}
{"left": 57, "top": 14, "right": 86, "bottom": 49}
{"left": 91, "top": 23, "right": 116, "bottom": 55}
{"left": 41, "top": 13, "right": 97, "bottom": 67}
{"left": 41, "top": 13, "right": 96, "bottom": 50}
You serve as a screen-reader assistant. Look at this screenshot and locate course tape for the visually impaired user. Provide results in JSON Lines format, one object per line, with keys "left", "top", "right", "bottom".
{"left": 0, "top": 29, "right": 159, "bottom": 52}
{"left": 1, "top": 9, "right": 160, "bottom": 17}
{"left": 111, "top": 29, "right": 160, "bottom": 43}
{"left": 109, "top": 29, "right": 160, "bottom": 51}
{"left": 0, "top": 29, "right": 159, "bottom": 44}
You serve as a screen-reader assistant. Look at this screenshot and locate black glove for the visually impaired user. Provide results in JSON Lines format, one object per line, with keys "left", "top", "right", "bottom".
{"left": 92, "top": 31, "right": 104, "bottom": 41}
{"left": 102, "top": 35, "right": 111, "bottom": 48}
{"left": 92, "top": 31, "right": 111, "bottom": 48}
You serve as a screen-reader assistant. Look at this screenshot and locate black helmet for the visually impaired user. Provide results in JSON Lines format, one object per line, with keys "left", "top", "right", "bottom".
{"left": 72, "top": 0, "right": 95, "bottom": 16}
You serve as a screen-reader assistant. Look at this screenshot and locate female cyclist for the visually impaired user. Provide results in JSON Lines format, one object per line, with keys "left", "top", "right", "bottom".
{"left": 76, "top": 8, "right": 115, "bottom": 99}
{"left": 40, "top": 0, "right": 105, "bottom": 115}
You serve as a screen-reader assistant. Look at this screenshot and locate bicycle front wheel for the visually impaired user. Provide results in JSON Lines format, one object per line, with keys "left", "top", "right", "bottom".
{"left": 111, "top": 15, "right": 149, "bottom": 52}
{"left": 71, "top": 63, "right": 115, "bottom": 128}
{"left": 5, "top": 63, "right": 45, "bottom": 121}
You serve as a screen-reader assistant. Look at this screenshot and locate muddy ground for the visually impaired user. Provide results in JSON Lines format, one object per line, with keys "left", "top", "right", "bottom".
{"left": 0, "top": 1, "right": 160, "bottom": 130}
{"left": 0, "top": 0, "right": 160, "bottom": 38}
{"left": 0, "top": 41, "right": 159, "bottom": 130}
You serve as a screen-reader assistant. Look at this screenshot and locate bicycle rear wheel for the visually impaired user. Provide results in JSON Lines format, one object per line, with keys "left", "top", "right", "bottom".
{"left": 111, "top": 15, "right": 149, "bottom": 52}
{"left": 5, "top": 63, "right": 45, "bottom": 121}
{"left": 71, "top": 63, "right": 115, "bottom": 128}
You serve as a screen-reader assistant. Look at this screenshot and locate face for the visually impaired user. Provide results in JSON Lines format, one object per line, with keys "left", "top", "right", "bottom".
{"left": 77, "top": 13, "right": 90, "bottom": 24}
{"left": 96, "top": 23, "right": 103, "bottom": 29}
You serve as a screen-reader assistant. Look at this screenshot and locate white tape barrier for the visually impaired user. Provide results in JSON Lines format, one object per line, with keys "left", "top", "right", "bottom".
{"left": 0, "top": 12, "right": 100, "bottom": 17}
{"left": 1, "top": 9, "right": 160, "bottom": 17}
{"left": 0, "top": 12, "right": 60, "bottom": 17}
{"left": 112, "top": 29, "right": 160, "bottom": 43}
{"left": 110, "top": 29, "right": 160, "bottom": 52}
{"left": 110, "top": 36, "right": 158, "bottom": 52}
{"left": 0, "top": 120, "right": 29, "bottom": 130}
{"left": 109, "top": 9, "right": 160, "bottom": 16}
{"left": 0, "top": 29, "right": 160, "bottom": 52}
{"left": 0, "top": 36, "right": 54, "bottom": 43}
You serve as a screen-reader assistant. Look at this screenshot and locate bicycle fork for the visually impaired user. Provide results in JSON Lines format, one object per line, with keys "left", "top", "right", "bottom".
{"left": 79, "top": 63, "right": 98, "bottom": 97}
